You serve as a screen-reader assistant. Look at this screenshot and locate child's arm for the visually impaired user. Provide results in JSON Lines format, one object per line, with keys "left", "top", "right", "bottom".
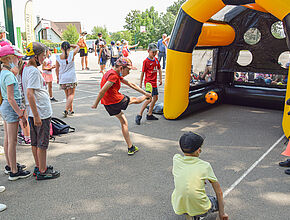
{"left": 91, "top": 81, "right": 114, "bottom": 109}
{"left": 139, "top": 71, "right": 145, "bottom": 88}
{"left": 55, "top": 61, "right": 60, "bottom": 84}
{"left": 158, "top": 68, "right": 162, "bottom": 86}
{"left": 128, "top": 41, "right": 139, "bottom": 49}
{"left": 71, "top": 44, "right": 80, "bottom": 57}
{"left": 121, "top": 78, "right": 151, "bottom": 99}
{"left": 210, "top": 181, "right": 229, "bottom": 220}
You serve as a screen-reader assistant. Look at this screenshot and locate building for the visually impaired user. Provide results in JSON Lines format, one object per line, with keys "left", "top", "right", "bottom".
{"left": 34, "top": 18, "right": 81, "bottom": 43}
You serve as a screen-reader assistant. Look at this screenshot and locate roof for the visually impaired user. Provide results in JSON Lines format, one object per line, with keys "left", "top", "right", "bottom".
{"left": 34, "top": 19, "right": 82, "bottom": 38}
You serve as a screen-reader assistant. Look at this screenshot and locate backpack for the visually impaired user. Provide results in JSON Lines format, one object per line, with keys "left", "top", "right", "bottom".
{"left": 122, "top": 46, "right": 129, "bottom": 57}
{"left": 111, "top": 46, "right": 119, "bottom": 58}
{"left": 102, "top": 47, "right": 111, "bottom": 60}
{"left": 50, "top": 117, "right": 75, "bottom": 135}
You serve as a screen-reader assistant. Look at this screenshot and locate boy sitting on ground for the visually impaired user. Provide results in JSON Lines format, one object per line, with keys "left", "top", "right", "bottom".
{"left": 172, "top": 132, "right": 228, "bottom": 220}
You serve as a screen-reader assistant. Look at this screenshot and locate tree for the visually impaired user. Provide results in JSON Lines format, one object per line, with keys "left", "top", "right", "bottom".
{"left": 86, "top": 26, "right": 110, "bottom": 43}
{"left": 111, "top": 30, "right": 132, "bottom": 44}
{"left": 62, "top": 24, "right": 79, "bottom": 44}
{"left": 166, "top": 0, "right": 186, "bottom": 16}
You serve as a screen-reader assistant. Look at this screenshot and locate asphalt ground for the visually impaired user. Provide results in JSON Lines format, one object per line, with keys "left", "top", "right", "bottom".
{"left": 0, "top": 52, "right": 289, "bottom": 219}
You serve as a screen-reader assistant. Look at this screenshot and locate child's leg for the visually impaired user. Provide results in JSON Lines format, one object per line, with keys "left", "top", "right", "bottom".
{"left": 7, "top": 122, "right": 19, "bottom": 173}
{"left": 85, "top": 56, "right": 88, "bottom": 68}
{"left": 81, "top": 57, "right": 84, "bottom": 69}
{"left": 115, "top": 112, "right": 132, "bottom": 148}
{"left": 138, "top": 99, "right": 151, "bottom": 116}
{"left": 129, "top": 95, "right": 148, "bottom": 105}
{"left": 66, "top": 88, "right": 76, "bottom": 112}
{"left": 64, "top": 89, "right": 69, "bottom": 111}
{"left": 32, "top": 146, "right": 39, "bottom": 168}
{"left": 3, "top": 121, "right": 10, "bottom": 167}
{"left": 37, "top": 148, "right": 47, "bottom": 173}
{"left": 47, "top": 82, "right": 53, "bottom": 98}
{"left": 148, "top": 95, "right": 158, "bottom": 115}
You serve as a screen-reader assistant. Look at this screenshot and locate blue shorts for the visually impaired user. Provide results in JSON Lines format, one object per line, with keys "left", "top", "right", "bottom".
{"left": 0, "top": 99, "right": 21, "bottom": 123}
{"left": 146, "top": 87, "right": 158, "bottom": 96}
{"left": 100, "top": 58, "right": 107, "bottom": 65}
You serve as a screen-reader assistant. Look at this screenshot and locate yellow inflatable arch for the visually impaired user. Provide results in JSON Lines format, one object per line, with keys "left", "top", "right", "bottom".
{"left": 164, "top": 0, "right": 290, "bottom": 136}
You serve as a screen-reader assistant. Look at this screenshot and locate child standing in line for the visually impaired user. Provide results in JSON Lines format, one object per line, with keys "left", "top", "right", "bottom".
{"left": 92, "top": 57, "right": 151, "bottom": 155}
{"left": 55, "top": 41, "right": 80, "bottom": 117}
{"left": 172, "top": 132, "right": 229, "bottom": 220}
{"left": 22, "top": 42, "right": 60, "bottom": 180}
{"left": 42, "top": 49, "right": 57, "bottom": 102}
{"left": 98, "top": 41, "right": 109, "bottom": 74}
{"left": 135, "top": 43, "right": 162, "bottom": 125}
{"left": 0, "top": 45, "right": 31, "bottom": 180}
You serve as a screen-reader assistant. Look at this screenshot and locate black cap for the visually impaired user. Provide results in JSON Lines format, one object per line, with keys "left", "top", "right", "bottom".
{"left": 179, "top": 132, "right": 205, "bottom": 153}
{"left": 98, "top": 32, "right": 102, "bottom": 36}
{"left": 148, "top": 43, "right": 158, "bottom": 52}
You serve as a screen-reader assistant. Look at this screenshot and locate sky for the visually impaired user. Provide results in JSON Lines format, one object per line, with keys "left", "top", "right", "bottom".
{"left": 0, "top": 0, "right": 177, "bottom": 33}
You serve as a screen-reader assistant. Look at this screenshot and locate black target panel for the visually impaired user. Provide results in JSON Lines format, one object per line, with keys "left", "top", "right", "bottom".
{"left": 217, "top": 7, "right": 289, "bottom": 75}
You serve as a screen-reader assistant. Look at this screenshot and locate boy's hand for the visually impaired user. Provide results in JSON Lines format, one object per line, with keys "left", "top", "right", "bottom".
{"left": 139, "top": 83, "right": 142, "bottom": 88}
{"left": 219, "top": 213, "right": 229, "bottom": 220}
{"left": 34, "top": 116, "right": 42, "bottom": 127}
{"left": 91, "top": 103, "right": 98, "bottom": 109}
{"left": 159, "top": 80, "right": 162, "bottom": 86}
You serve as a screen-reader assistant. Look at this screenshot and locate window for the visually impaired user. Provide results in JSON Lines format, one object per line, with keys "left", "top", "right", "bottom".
{"left": 244, "top": 28, "right": 261, "bottom": 45}
{"left": 271, "top": 21, "right": 286, "bottom": 39}
{"left": 190, "top": 50, "right": 215, "bottom": 87}
{"left": 237, "top": 50, "right": 252, "bottom": 66}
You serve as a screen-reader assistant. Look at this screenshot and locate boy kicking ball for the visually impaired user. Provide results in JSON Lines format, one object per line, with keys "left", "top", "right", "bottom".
{"left": 92, "top": 57, "right": 151, "bottom": 155}
{"left": 172, "top": 132, "right": 228, "bottom": 220}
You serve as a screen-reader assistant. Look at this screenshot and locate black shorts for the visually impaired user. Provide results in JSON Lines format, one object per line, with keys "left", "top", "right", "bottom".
{"left": 79, "top": 48, "right": 88, "bottom": 57}
{"left": 29, "top": 117, "right": 51, "bottom": 149}
{"left": 104, "top": 95, "right": 130, "bottom": 116}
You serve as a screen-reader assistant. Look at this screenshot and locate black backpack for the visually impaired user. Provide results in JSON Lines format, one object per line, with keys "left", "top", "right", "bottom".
{"left": 51, "top": 117, "right": 75, "bottom": 135}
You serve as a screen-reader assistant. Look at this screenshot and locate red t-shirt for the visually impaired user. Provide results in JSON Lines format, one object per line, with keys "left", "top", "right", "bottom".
{"left": 142, "top": 57, "right": 161, "bottom": 88}
{"left": 100, "top": 69, "right": 124, "bottom": 105}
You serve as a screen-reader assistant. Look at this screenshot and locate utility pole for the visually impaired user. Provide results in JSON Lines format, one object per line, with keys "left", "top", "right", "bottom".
{"left": 3, "top": 0, "right": 15, "bottom": 45}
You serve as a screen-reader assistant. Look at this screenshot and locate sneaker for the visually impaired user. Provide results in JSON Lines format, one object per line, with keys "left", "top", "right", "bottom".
{"left": 279, "top": 159, "right": 290, "bottom": 167}
{"left": 50, "top": 97, "right": 58, "bottom": 102}
{"left": 135, "top": 115, "right": 142, "bottom": 125}
{"left": 8, "top": 170, "right": 32, "bottom": 181}
{"left": 0, "top": 203, "right": 6, "bottom": 212}
{"left": 85, "top": 67, "right": 90, "bottom": 70}
{"left": 285, "top": 169, "right": 290, "bottom": 175}
{"left": 4, "top": 163, "right": 26, "bottom": 175}
{"left": 36, "top": 168, "right": 60, "bottom": 181}
{"left": 63, "top": 110, "right": 68, "bottom": 118}
{"left": 0, "top": 186, "right": 5, "bottom": 193}
{"left": 128, "top": 145, "right": 139, "bottom": 156}
{"left": 18, "top": 133, "right": 25, "bottom": 144}
{"left": 68, "top": 111, "right": 75, "bottom": 116}
{"left": 146, "top": 114, "right": 159, "bottom": 120}
{"left": 24, "top": 137, "right": 31, "bottom": 145}
{"left": 34, "top": 165, "right": 53, "bottom": 176}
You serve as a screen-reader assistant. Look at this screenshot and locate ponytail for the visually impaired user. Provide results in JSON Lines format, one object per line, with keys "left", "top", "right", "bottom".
{"left": 61, "top": 41, "right": 71, "bottom": 65}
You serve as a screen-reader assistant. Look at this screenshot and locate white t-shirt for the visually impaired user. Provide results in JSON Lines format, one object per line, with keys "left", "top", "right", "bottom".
{"left": 22, "top": 65, "right": 52, "bottom": 119}
{"left": 43, "top": 57, "right": 53, "bottom": 75}
{"left": 56, "top": 51, "right": 77, "bottom": 84}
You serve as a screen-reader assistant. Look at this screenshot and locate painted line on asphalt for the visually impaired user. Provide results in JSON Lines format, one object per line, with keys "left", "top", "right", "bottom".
{"left": 223, "top": 134, "right": 285, "bottom": 198}
{"left": 51, "top": 94, "right": 98, "bottom": 105}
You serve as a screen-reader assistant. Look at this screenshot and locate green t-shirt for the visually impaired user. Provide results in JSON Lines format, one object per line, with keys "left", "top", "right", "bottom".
{"left": 171, "top": 154, "right": 218, "bottom": 216}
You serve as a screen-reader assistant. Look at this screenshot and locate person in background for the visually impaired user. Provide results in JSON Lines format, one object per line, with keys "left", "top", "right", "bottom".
{"left": 56, "top": 41, "right": 80, "bottom": 117}
{"left": 110, "top": 41, "right": 119, "bottom": 67}
{"left": 157, "top": 33, "right": 167, "bottom": 70}
{"left": 77, "top": 31, "right": 89, "bottom": 70}
{"left": 98, "top": 41, "right": 109, "bottom": 74}
{"left": 0, "top": 27, "right": 11, "bottom": 47}
{"left": 42, "top": 49, "right": 57, "bottom": 102}
{"left": 121, "top": 40, "right": 139, "bottom": 58}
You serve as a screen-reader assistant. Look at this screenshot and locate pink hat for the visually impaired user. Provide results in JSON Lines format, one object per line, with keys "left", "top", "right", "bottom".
{"left": 0, "top": 45, "right": 23, "bottom": 58}
{"left": 0, "top": 40, "right": 10, "bottom": 47}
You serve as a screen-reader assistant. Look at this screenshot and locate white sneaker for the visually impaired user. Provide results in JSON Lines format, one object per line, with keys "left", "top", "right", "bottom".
{"left": 0, "top": 203, "right": 6, "bottom": 212}
{"left": 0, "top": 186, "right": 5, "bottom": 193}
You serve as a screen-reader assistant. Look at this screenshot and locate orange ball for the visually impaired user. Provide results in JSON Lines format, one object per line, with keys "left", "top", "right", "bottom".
{"left": 205, "top": 91, "right": 218, "bottom": 104}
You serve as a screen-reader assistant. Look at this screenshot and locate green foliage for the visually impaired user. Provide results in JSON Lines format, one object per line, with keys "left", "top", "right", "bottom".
{"left": 87, "top": 26, "right": 111, "bottom": 43}
{"left": 111, "top": 30, "right": 132, "bottom": 44}
{"left": 62, "top": 24, "right": 79, "bottom": 44}
{"left": 40, "top": 39, "right": 61, "bottom": 52}
{"left": 166, "top": 0, "right": 186, "bottom": 16}
{"left": 123, "top": 0, "right": 185, "bottom": 49}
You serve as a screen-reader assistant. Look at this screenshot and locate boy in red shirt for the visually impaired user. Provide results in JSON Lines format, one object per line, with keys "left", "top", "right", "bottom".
{"left": 91, "top": 57, "right": 151, "bottom": 155}
{"left": 135, "top": 43, "right": 162, "bottom": 125}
